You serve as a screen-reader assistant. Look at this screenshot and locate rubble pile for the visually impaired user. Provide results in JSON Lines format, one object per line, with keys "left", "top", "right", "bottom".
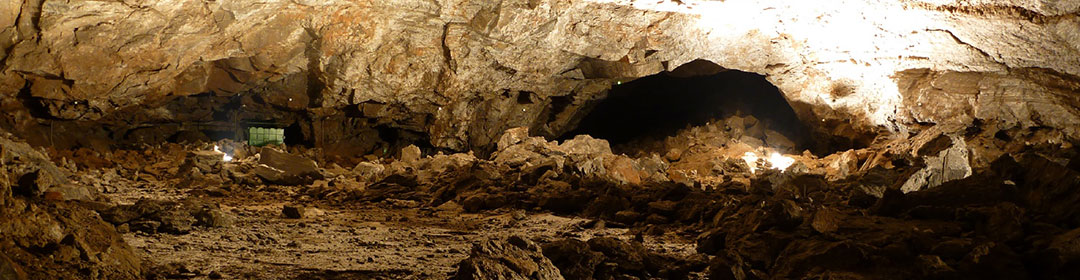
{"left": 541, "top": 237, "right": 707, "bottom": 279}
{"left": 383, "top": 125, "right": 1074, "bottom": 279}
{"left": 2, "top": 118, "right": 1079, "bottom": 278}
{"left": 0, "top": 0, "right": 1078, "bottom": 277}
{"left": 0, "top": 133, "right": 142, "bottom": 279}
{"left": 99, "top": 199, "right": 234, "bottom": 235}
{"left": 453, "top": 235, "right": 563, "bottom": 280}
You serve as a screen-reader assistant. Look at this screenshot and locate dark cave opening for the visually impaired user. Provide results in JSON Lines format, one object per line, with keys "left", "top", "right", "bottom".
{"left": 564, "top": 68, "right": 811, "bottom": 155}
{"left": 283, "top": 122, "right": 306, "bottom": 146}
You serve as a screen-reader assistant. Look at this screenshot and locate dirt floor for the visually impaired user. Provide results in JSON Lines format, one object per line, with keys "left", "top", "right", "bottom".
{"left": 107, "top": 179, "right": 697, "bottom": 279}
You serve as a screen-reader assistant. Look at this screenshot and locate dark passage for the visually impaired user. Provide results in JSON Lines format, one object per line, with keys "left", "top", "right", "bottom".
{"left": 284, "top": 122, "right": 306, "bottom": 146}
{"left": 565, "top": 69, "right": 809, "bottom": 151}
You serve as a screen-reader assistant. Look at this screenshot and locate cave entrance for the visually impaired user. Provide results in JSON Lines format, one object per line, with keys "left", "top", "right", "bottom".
{"left": 564, "top": 63, "right": 811, "bottom": 156}
{"left": 283, "top": 122, "right": 306, "bottom": 146}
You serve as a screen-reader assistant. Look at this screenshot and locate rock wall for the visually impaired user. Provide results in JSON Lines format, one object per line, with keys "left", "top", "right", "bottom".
{"left": 1, "top": 0, "right": 1078, "bottom": 150}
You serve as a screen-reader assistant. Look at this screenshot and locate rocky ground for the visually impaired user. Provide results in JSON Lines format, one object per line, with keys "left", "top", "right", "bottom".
{"left": 2, "top": 0, "right": 1079, "bottom": 279}
{"left": 3, "top": 114, "right": 1080, "bottom": 279}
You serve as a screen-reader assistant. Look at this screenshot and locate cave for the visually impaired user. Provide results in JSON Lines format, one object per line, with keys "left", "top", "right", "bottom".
{"left": 566, "top": 67, "right": 814, "bottom": 155}
{"left": 2, "top": 1, "right": 1080, "bottom": 279}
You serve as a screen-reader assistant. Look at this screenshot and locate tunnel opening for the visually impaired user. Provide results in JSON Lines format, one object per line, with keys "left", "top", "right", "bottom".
{"left": 283, "top": 122, "right": 306, "bottom": 146}
{"left": 564, "top": 67, "right": 815, "bottom": 157}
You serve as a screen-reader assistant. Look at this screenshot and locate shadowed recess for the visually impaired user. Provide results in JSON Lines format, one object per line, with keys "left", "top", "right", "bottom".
{"left": 565, "top": 69, "right": 810, "bottom": 152}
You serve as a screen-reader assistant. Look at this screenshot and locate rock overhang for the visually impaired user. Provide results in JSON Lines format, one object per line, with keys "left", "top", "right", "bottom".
{"left": 0, "top": 0, "right": 1077, "bottom": 151}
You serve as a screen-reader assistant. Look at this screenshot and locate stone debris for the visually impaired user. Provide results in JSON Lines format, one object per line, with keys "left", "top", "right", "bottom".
{"left": 0, "top": 0, "right": 1077, "bottom": 277}
{"left": 282, "top": 205, "right": 304, "bottom": 219}
{"left": 824, "top": 149, "right": 860, "bottom": 181}
{"left": 542, "top": 237, "right": 704, "bottom": 279}
{"left": 901, "top": 134, "right": 973, "bottom": 193}
{"left": 254, "top": 147, "right": 323, "bottom": 185}
{"left": 2, "top": 117, "right": 1079, "bottom": 279}
{"left": 453, "top": 236, "right": 564, "bottom": 280}
{"left": 2, "top": 0, "right": 1079, "bottom": 153}
{"left": 400, "top": 145, "right": 422, "bottom": 163}
{"left": 0, "top": 134, "right": 141, "bottom": 280}
{"left": 496, "top": 127, "right": 532, "bottom": 151}
{"left": 100, "top": 199, "right": 235, "bottom": 235}
{"left": 1, "top": 135, "right": 70, "bottom": 197}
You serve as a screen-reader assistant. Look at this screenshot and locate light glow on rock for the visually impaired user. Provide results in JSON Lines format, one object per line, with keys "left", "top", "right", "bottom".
{"left": 742, "top": 150, "right": 796, "bottom": 174}
{"left": 742, "top": 152, "right": 760, "bottom": 174}
{"left": 584, "top": 0, "right": 947, "bottom": 130}
{"left": 767, "top": 152, "right": 795, "bottom": 171}
{"left": 214, "top": 145, "right": 233, "bottom": 162}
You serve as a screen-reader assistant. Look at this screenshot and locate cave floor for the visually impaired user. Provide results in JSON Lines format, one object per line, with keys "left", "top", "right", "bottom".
{"left": 100, "top": 167, "right": 698, "bottom": 279}
{"left": 16, "top": 115, "right": 1080, "bottom": 279}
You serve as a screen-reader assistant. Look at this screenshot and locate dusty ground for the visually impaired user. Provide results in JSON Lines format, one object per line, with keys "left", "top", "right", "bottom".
{"left": 99, "top": 167, "right": 698, "bottom": 279}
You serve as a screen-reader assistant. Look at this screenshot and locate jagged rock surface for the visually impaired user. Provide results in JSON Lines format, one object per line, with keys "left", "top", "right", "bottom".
{"left": 0, "top": 133, "right": 142, "bottom": 279}
{"left": 453, "top": 236, "right": 564, "bottom": 280}
{"left": 1, "top": 0, "right": 1078, "bottom": 151}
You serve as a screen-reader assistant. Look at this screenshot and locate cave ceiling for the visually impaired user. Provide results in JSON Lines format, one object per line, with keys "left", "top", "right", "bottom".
{"left": 0, "top": 0, "right": 1078, "bottom": 150}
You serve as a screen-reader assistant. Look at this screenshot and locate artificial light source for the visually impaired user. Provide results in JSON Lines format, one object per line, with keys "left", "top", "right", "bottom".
{"left": 741, "top": 150, "right": 796, "bottom": 174}
{"left": 767, "top": 152, "right": 795, "bottom": 171}
{"left": 742, "top": 152, "right": 760, "bottom": 174}
{"left": 214, "top": 145, "right": 233, "bottom": 162}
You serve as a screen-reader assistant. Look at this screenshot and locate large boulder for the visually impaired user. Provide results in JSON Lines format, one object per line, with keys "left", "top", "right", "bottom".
{"left": 0, "top": 135, "right": 142, "bottom": 279}
{"left": 453, "top": 236, "right": 564, "bottom": 280}
{"left": 254, "top": 147, "right": 323, "bottom": 185}
{"left": 1, "top": 134, "right": 69, "bottom": 197}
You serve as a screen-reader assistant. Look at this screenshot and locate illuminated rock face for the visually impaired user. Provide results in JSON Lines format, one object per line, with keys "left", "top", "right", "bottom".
{"left": 0, "top": 0, "right": 1078, "bottom": 149}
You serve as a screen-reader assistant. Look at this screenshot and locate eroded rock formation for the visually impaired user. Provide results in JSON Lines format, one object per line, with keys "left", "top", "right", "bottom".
{"left": 1, "top": 0, "right": 1080, "bottom": 279}
{"left": 1, "top": 0, "right": 1078, "bottom": 151}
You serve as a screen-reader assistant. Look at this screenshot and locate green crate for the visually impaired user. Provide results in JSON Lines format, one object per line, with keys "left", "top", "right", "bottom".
{"left": 248, "top": 127, "right": 284, "bottom": 147}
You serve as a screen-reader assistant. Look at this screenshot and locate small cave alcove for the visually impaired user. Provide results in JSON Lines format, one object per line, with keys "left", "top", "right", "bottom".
{"left": 283, "top": 122, "right": 307, "bottom": 146}
{"left": 564, "top": 64, "right": 813, "bottom": 155}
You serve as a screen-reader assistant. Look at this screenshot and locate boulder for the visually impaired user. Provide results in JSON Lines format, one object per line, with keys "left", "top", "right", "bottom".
{"left": 353, "top": 162, "right": 386, "bottom": 181}
{"left": 811, "top": 208, "right": 843, "bottom": 234}
{"left": 1, "top": 136, "right": 68, "bottom": 197}
{"left": 194, "top": 208, "right": 234, "bottom": 228}
{"left": 901, "top": 136, "right": 972, "bottom": 193}
{"left": 764, "top": 130, "right": 795, "bottom": 151}
{"left": 496, "top": 127, "right": 532, "bottom": 151}
{"left": 255, "top": 147, "right": 322, "bottom": 185}
{"left": 825, "top": 149, "right": 859, "bottom": 181}
{"left": 282, "top": 205, "right": 305, "bottom": 219}
{"left": 184, "top": 150, "right": 224, "bottom": 174}
{"left": 604, "top": 156, "right": 643, "bottom": 185}
{"left": 42, "top": 184, "right": 94, "bottom": 201}
{"left": 541, "top": 239, "right": 604, "bottom": 280}
{"left": 0, "top": 254, "right": 27, "bottom": 280}
{"left": 453, "top": 236, "right": 564, "bottom": 280}
{"left": 557, "top": 135, "right": 612, "bottom": 160}
{"left": 665, "top": 148, "right": 683, "bottom": 162}
{"left": 543, "top": 237, "right": 695, "bottom": 279}
{"left": 400, "top": 145, "right": 422, "bottom": 163}
{"left": 157, "top": 211, "right": 197, "bottom": 234}
{"left": 0, "top": 140, "right": 143, "bottom": 279}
